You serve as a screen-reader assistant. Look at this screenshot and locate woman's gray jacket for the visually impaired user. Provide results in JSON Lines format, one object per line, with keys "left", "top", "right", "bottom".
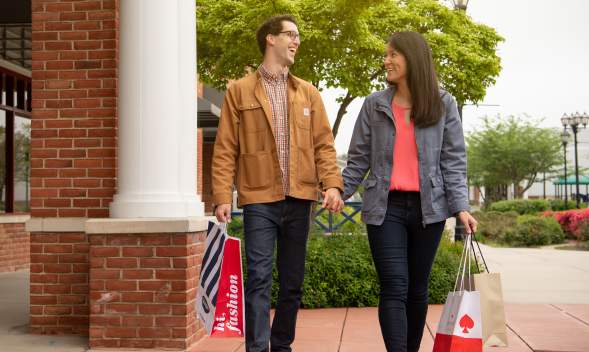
{"left": 342, "top": 86, "right": 470, "bottom": 226}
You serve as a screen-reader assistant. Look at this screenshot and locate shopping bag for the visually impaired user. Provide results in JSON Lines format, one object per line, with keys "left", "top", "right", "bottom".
{"left": 196, "top": 221, "right": 245, "bottom": 337}
{"left": 433, "top": 234, "right": 483, "bottom": 352}
{"left": 433, "top": 291, "right": 483, "bottom": 352}
{"left": 471, "top": 234, "right": 508, "bottom": 347}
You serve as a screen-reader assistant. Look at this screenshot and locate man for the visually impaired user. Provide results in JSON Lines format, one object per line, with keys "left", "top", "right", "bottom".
{"left": 212, "top": 14, "right": 343, "bottom": 352}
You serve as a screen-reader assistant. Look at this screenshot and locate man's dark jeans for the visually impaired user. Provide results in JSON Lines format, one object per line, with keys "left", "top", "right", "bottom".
{"left": 366, "top": 191, "right": 445, "bottom": 352}
{"left": 243, "top": 197, "right": 312, "bottom": 352}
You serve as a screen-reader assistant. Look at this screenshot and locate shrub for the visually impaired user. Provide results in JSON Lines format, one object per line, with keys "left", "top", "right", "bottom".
{"left": 225, "top": 218, "right": 464, "bottom": 306}
{"left": 503, "top": 215, "right": 565, "bottom": 246}
{"left": 472, "top": 210, "right": 518, "bottom": 242}
{"left": 543, "top": 208, "right": 589, "bottom": 240}
{"left": 488, "top": 199, "right": 550, "bottom": 215}
{"left": 300, "top": 234, "right": 378, "bottom": 308}
{"left": 548, "top": 199, "right": 587, "bottom": 211}
{"left": 573, "top": 218, "right": 589, "bottom": 242}
{"left": 568, "top": 209, "right": 589, "bottom": 242}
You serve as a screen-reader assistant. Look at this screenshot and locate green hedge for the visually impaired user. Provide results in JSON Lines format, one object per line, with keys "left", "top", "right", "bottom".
{"left": 503, "top": 215, "right": 565, "bottom": 246}
{"left": 548, "top": 199, "right": 587, "bottom": 211}
{"left": 473, "top": 210, "right": 565, "bottom": 247}
{"left": 488, "top": 198, "right": 586, "bottom": 214}
{"left": 488, "top": 199, "right": 550, "bottom": 214}
{"left": 226, "top": 218, "right": 463, "bottom": 306}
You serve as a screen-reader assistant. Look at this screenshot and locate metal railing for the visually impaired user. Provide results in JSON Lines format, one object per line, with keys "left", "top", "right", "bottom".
{"left": 231, "top": 201, "right": 363, "bottom": 233}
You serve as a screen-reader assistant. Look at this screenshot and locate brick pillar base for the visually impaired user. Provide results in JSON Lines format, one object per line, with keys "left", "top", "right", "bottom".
{"left": 27, "top": 218, "right": 90, "bottom": 335}
{"left": 86, "top": 218, "right": 207, "bottom": 350}
{"left": 0, "top": 215, "right": 31, "bottom": 273}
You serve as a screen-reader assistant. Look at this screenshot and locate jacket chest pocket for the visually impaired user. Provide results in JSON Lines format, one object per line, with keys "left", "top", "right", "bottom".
{"left": 293, "top": 102, "right": 312, "bottom": 148}
{"left": 239, "top": 103, "right": 266, "bottom": 132}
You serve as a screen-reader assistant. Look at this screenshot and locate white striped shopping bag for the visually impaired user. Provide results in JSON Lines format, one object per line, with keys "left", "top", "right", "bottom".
{"left": 196, "top": 221, "right": 245, "bottom": 337}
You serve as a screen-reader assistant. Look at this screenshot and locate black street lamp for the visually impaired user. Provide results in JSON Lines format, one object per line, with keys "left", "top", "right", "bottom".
{"left": 561, "top": 112, "right": 589, "bottom": 208}
{"left": 451, "top": 0, "right": 469, "bottom": 242}
{"left": 561, "top": 130, "right": 571, "bottom": 207}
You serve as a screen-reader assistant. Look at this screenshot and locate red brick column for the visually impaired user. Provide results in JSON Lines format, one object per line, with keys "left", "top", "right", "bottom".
{"left": 0, "top": 216, "right": 31, "bottom": 273}
{"left": 31, "top": 0, "right": 118, "bottom": 218}
{"left": 86, "top": 219, "right": 207, "bottom": 350}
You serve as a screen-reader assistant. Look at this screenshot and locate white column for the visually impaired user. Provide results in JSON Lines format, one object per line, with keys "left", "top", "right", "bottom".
{"left": 110, "top": 0, "right": 204, "bottom": 218}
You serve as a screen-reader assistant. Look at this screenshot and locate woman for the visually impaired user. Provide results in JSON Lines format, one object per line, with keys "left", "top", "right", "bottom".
{"left": 341, "top": 32, "right": 477, "bottom": 352}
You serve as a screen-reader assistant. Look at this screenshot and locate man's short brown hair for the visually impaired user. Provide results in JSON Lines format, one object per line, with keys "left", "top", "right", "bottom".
{"left": 256, "top": 15, "right": 297, "bottom": 55}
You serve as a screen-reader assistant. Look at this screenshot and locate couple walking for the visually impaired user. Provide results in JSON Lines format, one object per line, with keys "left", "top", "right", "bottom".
{"left": 211, "top": 14, "right": 477, "bottom": 352}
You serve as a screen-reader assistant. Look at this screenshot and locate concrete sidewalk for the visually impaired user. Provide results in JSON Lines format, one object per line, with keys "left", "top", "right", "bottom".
{"left": 0, "top": 270, "right": 86, "bottom": 352}
{"left": 479, "top": 243, "right": 589, "bottom": 303}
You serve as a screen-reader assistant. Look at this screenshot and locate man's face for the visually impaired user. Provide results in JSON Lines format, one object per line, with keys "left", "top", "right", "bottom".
{"left": 269, "top": 21, "right": 300, "bottom": 66}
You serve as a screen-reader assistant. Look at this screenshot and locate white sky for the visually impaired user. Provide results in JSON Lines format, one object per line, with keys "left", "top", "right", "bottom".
{"left": 322, "top": 0, "right": 589, "bottom": 154}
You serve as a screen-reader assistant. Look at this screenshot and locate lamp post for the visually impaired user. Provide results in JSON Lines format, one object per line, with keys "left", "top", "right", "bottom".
{"left": 561, "top": 130, "right": 571, "bottom": 207}
{"left": 452, "top": 0, "right": 469, "bottom": 10}
{"left": 561, "top": 112, "right": 589, "bottom": 208}
{"left": 451, "top": 0, "right": 469, "bottom": 241}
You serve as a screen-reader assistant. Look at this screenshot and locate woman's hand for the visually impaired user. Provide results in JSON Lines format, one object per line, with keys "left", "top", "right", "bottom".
{"left": 457, "top": 211, "right": 478, "bottom": 234}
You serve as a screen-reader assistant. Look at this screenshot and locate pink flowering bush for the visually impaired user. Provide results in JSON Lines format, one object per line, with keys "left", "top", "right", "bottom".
{"left": 543, "top": 209, "right": 589, "bottom": 241}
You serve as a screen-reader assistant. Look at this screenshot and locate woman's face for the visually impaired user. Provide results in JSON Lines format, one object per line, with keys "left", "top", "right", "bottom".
{"left": 384, "top": 44, "right": 407, "bottom": 85}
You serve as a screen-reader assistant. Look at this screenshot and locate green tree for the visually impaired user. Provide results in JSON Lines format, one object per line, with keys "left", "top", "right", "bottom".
{"left": 196, "top": 0, "right": 503, "bottom": 138}
{"left": 467, "top": 115, "right": 563, "bottom": 198}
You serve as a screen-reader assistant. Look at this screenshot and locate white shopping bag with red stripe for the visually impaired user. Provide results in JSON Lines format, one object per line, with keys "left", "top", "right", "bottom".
{"left": 196, "top": 222, "right": 245, "bottom": 337}
{"left": 433, "top": 234, "right": 483, "bottom": 352}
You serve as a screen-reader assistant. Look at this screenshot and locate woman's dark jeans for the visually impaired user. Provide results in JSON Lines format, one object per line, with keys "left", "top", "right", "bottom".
{"left": 366, "top": 191, "right": 445, "bottom": 352}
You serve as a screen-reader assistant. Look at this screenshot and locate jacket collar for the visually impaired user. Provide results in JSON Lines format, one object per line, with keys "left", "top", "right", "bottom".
{"left": 374, "top": 85, "right": 396, "bottom": 121}
{"left": 254, "top": 69, "right": 301, "bottom": 90}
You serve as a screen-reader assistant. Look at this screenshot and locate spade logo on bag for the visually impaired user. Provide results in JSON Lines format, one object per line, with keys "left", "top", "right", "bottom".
{"left": 459, "top": 314, "right": 474, "bottom": 333}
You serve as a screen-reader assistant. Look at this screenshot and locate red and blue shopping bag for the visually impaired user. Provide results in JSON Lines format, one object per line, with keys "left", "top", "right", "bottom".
{"left": 196, "top": 222, "right": 245, "bottom": 337}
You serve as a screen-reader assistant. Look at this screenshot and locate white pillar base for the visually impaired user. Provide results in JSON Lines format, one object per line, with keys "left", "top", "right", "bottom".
{"left": 110, "top": 194, "right": 204, "bottom": 218}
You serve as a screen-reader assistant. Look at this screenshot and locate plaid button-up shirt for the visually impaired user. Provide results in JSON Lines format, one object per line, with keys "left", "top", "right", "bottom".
{"left": 259, "top": 65, "right": 290, "bottom": 195}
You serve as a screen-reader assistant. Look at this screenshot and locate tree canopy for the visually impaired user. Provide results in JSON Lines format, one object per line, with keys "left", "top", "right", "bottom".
{"left": 197, "top": 0, "right": 503, "bottom": 137}
{"left": 467, "top": 115, "right": 563, "bottom": 198}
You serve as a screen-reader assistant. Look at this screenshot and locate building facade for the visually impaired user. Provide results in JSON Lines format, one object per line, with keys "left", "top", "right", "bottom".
{"left": 1, "top": 0, "right": 217, "bottom": 350}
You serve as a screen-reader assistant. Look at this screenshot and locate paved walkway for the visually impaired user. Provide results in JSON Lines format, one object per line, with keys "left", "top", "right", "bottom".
{"left": 195, "top": 304, "right": 589, "bottom": 352}
{"left": 2, "top": 243, "right": 588, "bottom": 351}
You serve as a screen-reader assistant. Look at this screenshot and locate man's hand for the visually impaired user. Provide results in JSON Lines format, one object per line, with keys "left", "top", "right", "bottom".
{"left": 457, "top": 211, "right": 478, "bottom": 234}
{"left": 322, "top": 188, "right": 344, "bottom": 213}
{"left": 215, "top": 204, "right": 232, "bottom": 223}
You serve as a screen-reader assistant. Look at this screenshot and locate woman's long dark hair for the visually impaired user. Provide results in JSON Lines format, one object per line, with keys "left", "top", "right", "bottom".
{"left": 388, "top": 32, "right": 443, "bottom": 127}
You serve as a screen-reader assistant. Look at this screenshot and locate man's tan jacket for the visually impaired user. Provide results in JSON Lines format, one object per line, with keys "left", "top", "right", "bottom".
{"left": 212, "top": 71, "right": 343, "bottom": 207}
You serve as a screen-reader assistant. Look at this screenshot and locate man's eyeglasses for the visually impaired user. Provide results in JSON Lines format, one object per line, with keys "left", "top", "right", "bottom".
{"left": 278, "top": 31, "right": 300, "bottom": 40}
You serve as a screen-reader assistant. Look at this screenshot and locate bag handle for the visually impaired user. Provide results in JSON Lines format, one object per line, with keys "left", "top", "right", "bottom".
{"left": 454, "top": 234, "right": 475, "bottom": 292}
{"left": 470, "top": 232, "right": 490, "bottom": 273}
{"left": 453, "top": 234, "right": 468, "bottom": 292}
